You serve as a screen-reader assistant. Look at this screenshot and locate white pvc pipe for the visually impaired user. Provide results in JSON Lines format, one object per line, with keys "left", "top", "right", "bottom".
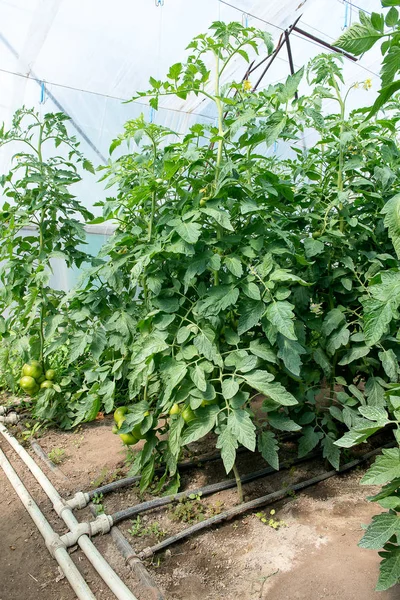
{"left": 0, "top": 423, "right": 137, "bottom": 600}
{"left": 0, "top": 447, "right": 96, "bottom": 600}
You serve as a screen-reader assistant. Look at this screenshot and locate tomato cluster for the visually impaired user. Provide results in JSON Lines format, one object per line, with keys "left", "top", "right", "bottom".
{"left": 19, "top": 361, "right": 56, "bottom": 397}
{"left": 112, "top": 406, "right": 149, "bottom": 445}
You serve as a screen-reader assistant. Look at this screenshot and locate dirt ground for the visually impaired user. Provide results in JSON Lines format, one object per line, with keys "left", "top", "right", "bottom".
{"left": 0, "top": 416, "right": 399, "bottom": 600}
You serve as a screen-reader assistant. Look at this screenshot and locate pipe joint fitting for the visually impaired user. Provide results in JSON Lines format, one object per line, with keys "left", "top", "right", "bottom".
{"left": 60, "top": 515, "right": 113, "bottom": 547}
{"left": 55, "top": 500, "right": 71, "bottom": 518}
{"left": 60, "top": 523, "right": 91, "bottom": 547}
{"left": 139, "top": 547, "right": 153, "bottom": 560}
{"left": 89, "top": 513, "right": 113, "bottom": 536}
{"left": 0, "top": 412, "right": 19, "bottom": 424}
{"left": 66, "top": 491, "right": 90, "bottom": 510}
{"left": 45, "top": 531, "right": 67, "bottom": 557}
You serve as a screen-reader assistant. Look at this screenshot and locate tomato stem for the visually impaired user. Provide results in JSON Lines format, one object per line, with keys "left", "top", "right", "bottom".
{"left": 232, "top": 462, "right": 243, "bottom": 503}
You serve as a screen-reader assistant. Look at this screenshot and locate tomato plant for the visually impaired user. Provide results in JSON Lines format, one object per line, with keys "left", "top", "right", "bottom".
{"left": 329, "top": 1, "right": 400, "bottom": 590}
{"left": 1, "top": 15, "right": 400, "bottom": 589}
{"left": 0, "top": 109, "right": 94, "bottom": 425}
{"left": 67, "top": 21, "right": 400, "bottom": 495}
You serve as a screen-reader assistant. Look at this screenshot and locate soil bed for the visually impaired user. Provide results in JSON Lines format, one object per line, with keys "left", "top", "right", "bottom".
{"left": 0, "top": 411, "right": 399, "bottom": 599}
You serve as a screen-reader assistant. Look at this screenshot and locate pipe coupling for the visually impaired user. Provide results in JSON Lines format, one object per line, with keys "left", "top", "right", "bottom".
{"left": 60, "top": 523, "right": 91, "bottom": 547}
{"left": 54, "top": 499, "right": 70, "bottom": 517}
{"left": 0, "top": 412, "right": 19, "bottom": 424}
{"left": 66, "top": 491, "right": 90, "bottom": 510}
{"left": 60, "top": 514, "right": 113, "bottom": 547}
{"left": 45, "top": 531, "right": 67, "bottom": 557}
{"left": 89, "top": 513, "right": 113, "bottom": 536}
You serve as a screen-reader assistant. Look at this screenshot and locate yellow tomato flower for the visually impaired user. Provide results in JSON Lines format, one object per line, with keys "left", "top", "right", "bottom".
{"left": 363, "top": 78, "right": 372, "bottom": 90}
{"left": 243, "top": 79, "right": 252, "bottom": 91}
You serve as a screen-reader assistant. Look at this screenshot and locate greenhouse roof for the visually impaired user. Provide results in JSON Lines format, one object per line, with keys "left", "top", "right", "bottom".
{"left": 0, "top": 0, "right": 385, "bottom": 212}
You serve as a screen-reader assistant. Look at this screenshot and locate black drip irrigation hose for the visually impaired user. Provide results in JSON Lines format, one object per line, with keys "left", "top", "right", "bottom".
{"left": 87, "top": 448, "right": 247, "bottom": 499}
{"left": 87, "top": 433, "right": 301, "bottom": 500}
{"left": 111, "top": 451, "right": 320, "bottom": 525}
{"left": 137, "top": 444, "right": 393, "bottom": 560}
{"left": 88, "top": 504, "right": 164, "bottom": 600}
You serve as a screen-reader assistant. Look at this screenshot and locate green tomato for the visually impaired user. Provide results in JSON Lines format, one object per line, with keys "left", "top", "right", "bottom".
{"left": 45, "top": 369, "right": 56, "bottom": 380}
{"left": 19, "top": 375, "right": 37, "bottom": 390}
{"left": 169, "top": 403, "right": 181, "bottom": 416}
{"left": 30, "top": 360, "right": 42, "bottom": 368}
{"left": 131, "top": 411, "right": 150, "bottom": 438}
{"left": 22, "top": 363, "right": 43, "bottom": 380}
{"left": 114, "top": 406, "right": 128, "bottom": 423}
{"left": 119, "top": 432, "right": 139, "bottom": 446}
{"left": 40, "top": 380, "right": 53, "bottom": 389}
{"left": 112, "top": 424, "right": 119, "bottom": 434}
{"left": 182, "top": 406, "right": 196, "bottom": 423}
{"left": 131, "top": 424, "right": 144, "bottom": 439}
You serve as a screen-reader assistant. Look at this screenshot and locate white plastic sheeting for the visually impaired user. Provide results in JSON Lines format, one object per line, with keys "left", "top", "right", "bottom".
{"left": 0, "top": 0, "right": 384, "bottom": 207}
{"left": 0, "top": 0, "right": 386, "bottom": 289}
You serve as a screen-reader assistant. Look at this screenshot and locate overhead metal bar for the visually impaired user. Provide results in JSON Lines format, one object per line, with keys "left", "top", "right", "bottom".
{"left": 285, "top": 29, "right": 298, "bottom": 100}
{"left": 293, "top": 25, "right": 357, "bottom": 62}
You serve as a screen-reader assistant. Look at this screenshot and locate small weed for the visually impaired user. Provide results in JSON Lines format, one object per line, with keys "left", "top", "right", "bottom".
{"left": 256, "top": 509, "right": 287, "bottom": 530}
{"left": 90, "top": 468, "right": 109, "bottom": 488}
{"left": 21, "top": 421, "right": 46, "bottom": 441}
{"left": 48, "top": 447, "right": 66, "bottom": 464}
{"left": 92, "top": 493, "right": 104, "bottom": 514}
{"left": 72, "top": 434, "right": 85, "bottom": 448}
{"left": 170, "top": 493, "right": 205, "bottom": 524}
{"left": 208, "top": 500, "right": 224, "bottom": 517}
{"left": 128, "top": 516, "right": 166, "bottom": 539}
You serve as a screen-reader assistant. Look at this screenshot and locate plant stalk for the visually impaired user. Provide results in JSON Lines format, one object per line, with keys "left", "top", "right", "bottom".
{"left": 232, "top": 462, "right": 243, "bottom": 503}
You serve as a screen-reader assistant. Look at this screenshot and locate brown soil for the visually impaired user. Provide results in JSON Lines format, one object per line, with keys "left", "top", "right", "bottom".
{"left": 0, "top": 414, "right": 399, "bottom": 600}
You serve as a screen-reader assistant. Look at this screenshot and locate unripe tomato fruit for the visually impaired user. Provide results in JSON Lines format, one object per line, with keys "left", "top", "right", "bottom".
{"left": 30, "top": 360, "right": 42, "bottom": 368}
{"left": 40, "top": 380, "right": 53, "bottom": 389}
{"left": 114, "top": 406, "right": 128, "bottom": 423}
{"left": 131, "top": 424, "right": 145, "bottom": 439}
{"left": 112, "top": 424, "right": 119, "bottom": 434}
{"left": 22, "top": 363, "right": 43, "bottom": 380}
{"left": 169, "top": 403, "right": 181, "bottom": 415}
{"left": 119, "top": 432, "right": 139, "bottom": 445}
{"left": 20, "top": 375, "right": 37, "bottom": 390}
{"left": 45, "top": 369, "right": 56, "bottom": 380}
{"left": 182, "top": 406, "right": 196, "bottom": 423}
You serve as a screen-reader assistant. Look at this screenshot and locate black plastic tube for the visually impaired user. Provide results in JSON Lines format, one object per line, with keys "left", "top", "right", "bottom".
{"left": 137, "top": 444, "right": 392, "bottom": 560}
{"left": 87, "top": 450, "right": 244, "bottom": 498}
{"left": 87, "top": 448, "right": 247, "bottom": 499}
{"left": 87, "top": 433, "right": 300, "bottom": 500}
{"left": 111, "top": 452, "right": 320, "bottom": 525}
{"left": 88, "top": 504, "right": 164, "bottom": 600}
